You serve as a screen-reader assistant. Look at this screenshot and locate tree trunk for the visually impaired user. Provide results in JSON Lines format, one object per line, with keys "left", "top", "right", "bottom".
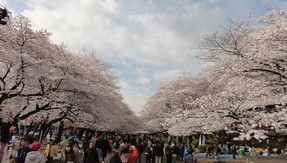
{"left": 0, "top": 122, "right": 11, "bottom": 143}
{"left": 56, "top": 122, "right": 64, "bottom": 143}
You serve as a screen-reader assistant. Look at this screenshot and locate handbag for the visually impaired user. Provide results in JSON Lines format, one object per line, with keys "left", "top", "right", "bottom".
{"left": 53, "top": 153, "right": 62, "bottom": 160}
{"left": 9, "top": 159, "right": 16, "bottom": 163}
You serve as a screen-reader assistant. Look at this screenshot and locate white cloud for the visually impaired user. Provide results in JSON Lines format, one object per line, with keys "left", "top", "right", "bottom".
{"left": 119, "top": 80, "right": 151, "bottom": 115}
{"left": 136, "top": 76, "right": 150, "bottom": 86}
{"left": 153, "top": 70, "right": 182, "bottom": 83}
{"left": 16, "top": 0, "right": 281, "bottom": 114}
{"left": 22, "top": 0, "right": 222, "bottom": 65}
{"left": 20, "top": 0, "right": 221, "bottom": 113}
{"left": 18, "top": 0, "right": 226, "bottom": 113}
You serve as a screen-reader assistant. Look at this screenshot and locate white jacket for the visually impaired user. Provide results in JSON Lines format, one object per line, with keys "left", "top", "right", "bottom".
{"left": 2, "top": 145, "right": 17, "bottom": 163}
{"left": 24, "top": 151, "right": 46, "bottom": 163}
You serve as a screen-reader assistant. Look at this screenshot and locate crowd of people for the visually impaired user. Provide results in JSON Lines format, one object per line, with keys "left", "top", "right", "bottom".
{"left": 0, "top": 133, "right": 197, "bottom": 163}
{"left": 204, "top": 143, "right": 287, "bottom": 159}
{"left": 2, "top": 132, "right": 286, "bottom": 163}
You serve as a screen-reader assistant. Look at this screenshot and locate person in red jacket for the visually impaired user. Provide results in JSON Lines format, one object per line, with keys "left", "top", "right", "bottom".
{"left": 128, "top": 145, "right": 139, "bottom": 163}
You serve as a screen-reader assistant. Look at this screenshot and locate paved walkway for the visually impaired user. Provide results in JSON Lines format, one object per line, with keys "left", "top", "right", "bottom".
{"left": 139, "top": 154, "right": 287, "bottom": 163}
{"left": 196, "top": 155, "right": 287, "bottom": 163}
{"left": 50, "top": 154, "right": 287, "bottom": 163}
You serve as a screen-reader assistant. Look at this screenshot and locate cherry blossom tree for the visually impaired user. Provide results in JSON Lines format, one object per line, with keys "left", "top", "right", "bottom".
{"left": 142, "top": 7, "right": 287, "bottom": 141}
{"left": 0, "top": 16, "right": 139, "bottom": 138}
{"left": 141, "top": 74, "right": 210, "bottom": 132}
{"left": 197, "top": 8, "right": 287, "bottom": 139}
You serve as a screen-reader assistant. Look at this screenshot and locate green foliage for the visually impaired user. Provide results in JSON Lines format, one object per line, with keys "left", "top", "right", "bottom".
{"left": 197, "top": 145, "right": 206, "bottom": 153}
{"left": 191, "top": 136, "right": 199, "bottom": 146}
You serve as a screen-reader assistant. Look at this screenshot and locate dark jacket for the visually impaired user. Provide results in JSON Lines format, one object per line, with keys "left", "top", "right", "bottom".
{"left": 104, "top": 150, "right": 122, "bottom": 163}
{"left": 17, "top": 146, "right": 31, "bottom": 163}
{"left": 153, "top": 144, "right": 164, "bottom": 157}
{"left": 166, "top": 146, "right": 172, "bottom": 163}
{"left": 64, "top": 150, "right": 75, "bottom": 162}
{"left": 96, "top": 138, "right": 108, "bottom": 158}
{"left": 84, "top": 147, "right": 99, "bottom": 163}
{"left": 135, "top": 143, "right": 143, "bottom": 154}
{"left": 144, "top": 146, "right": 153, "bottom": 158}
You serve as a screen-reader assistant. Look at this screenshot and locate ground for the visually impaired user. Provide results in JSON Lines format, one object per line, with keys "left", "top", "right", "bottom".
{"left": 140, "top": 154, "right": 287, "bottom": 163}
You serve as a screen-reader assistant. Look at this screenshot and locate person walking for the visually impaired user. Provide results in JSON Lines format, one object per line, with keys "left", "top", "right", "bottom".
{"left": 95, "top": 136, "right": 108, "bottom": 161}
{"left": 144, "top": 143, "right": 153, "bottom": 163}
{"left": 17, "top": 137, "right": 31, "bottom": 163}
{"left": 74, "top": 141, "right": 84, "bottom": 163}
{"left": 232, "top": 145, "right": 237, "bottom": 159}
{"left": 24, "top": 142, "right": 46, "bottom": 163}
{"left": 104, "top": 142, "right": 122, "bottom": 163}
{"left": 128, "top": 145, "right": 139, "bottom": 163}
{"left": 0, "top": 138, "right": 6, "bottom": 162}
{"left": 205, "top": 144, "right": 213, "bottom": 158}
{"left": 120, "top": 145, "right": 130, "bottom": 163}
{"left": 184, "top": 149, "right": 195, "bottom": 163}
{"left": 153, "top": 141, "right": 163, "bottom": 163}
{"left": 62, "top": 143, "right": 76, "bottom": 163}
{"left": 2, "top": 142, "right": 18, "bottom": 163}
{"left": 135, "top": 139, "right": 143, "bottom": 163}
{"left": 179, "top": 143, "right": 185, "bottom": 161}
{"left": 44, "top": 140, "right": 59, "bottom": 163}
{"left": 165, "top": 142, "right": 172, "bottom": 163}
{"left": 84, "top": 142, "right": 99, "bottom": 163}
{"left": 171, "top": 143, "right": 178, "bottom": 163}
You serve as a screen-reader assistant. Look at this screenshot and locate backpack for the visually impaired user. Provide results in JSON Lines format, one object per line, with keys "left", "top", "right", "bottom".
{"left": 144, "top": 146, "right": 152, "bottom": 156}
{"left": 120, "top": 153, "right": 130, "bottom": 163}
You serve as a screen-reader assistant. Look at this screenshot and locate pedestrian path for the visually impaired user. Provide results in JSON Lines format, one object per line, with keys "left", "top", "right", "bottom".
{"left": 139, "top": 154, "right": 287, "bottom": 163}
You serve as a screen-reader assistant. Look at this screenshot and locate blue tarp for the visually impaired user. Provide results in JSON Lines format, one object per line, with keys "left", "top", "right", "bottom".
{"left": 193, "top": 153, "right": 239, "bottom": 159}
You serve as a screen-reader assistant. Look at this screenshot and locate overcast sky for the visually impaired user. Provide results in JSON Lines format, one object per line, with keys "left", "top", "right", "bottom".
{"left": 2, "top": 0, "right": 287, "bottom": 114}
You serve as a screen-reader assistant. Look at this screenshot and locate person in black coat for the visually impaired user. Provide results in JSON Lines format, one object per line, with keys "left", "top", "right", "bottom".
{"left": 135, "top": 139, "right": 143, "bottom": 163}
{"left": 17, "top": 137, "right": 31, "bottom": 163}
{"left": 95, "top": 136, "right": 108, "bottom": 161}
{"left": 84, "top": 142, "right": 99, "bottom": 163}
{"left": 153, "top": 141, "right": 164, "bottom": 163}
{"left": 165, "top": 142, "right": 172, "bottom": 163}
{"left": 104, "top": 143, "right": 122, "bottom": 163}
{"left": 144, "top": 143, "right": 153, "bottom": 163}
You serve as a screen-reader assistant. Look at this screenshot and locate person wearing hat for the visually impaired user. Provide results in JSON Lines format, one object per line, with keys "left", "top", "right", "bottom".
{"left": 24, "top": 142, "right": 46, "bottom": 163}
